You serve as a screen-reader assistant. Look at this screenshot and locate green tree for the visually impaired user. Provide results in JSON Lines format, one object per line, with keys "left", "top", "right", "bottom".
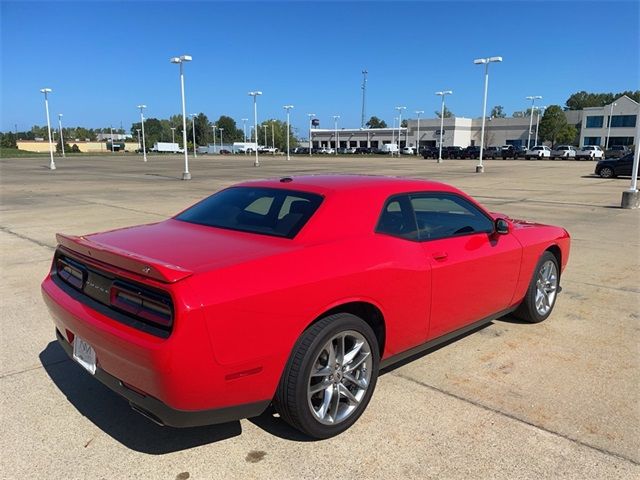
{"left": 565, "top": 90, "right": 640, "bottom": 110}
{"left": 258, "top": 119, "right": 299, "bottom": 151}
{"left": 539, "top": 105, "right": 578, "bottom": 147}
{"left": 435, "top": 106, "right": 453, "bottom": 118}
{"left": 55, "top": 137, "right": 70, "bottom": 154}
{"left": 214, "top": 115, "right": 242, "bottom": 144}
{"left": 490, "top": 105, "right": 506, "bottom": 118}
{"left": 0, "top": 132, "right": 17, "bottom": 148}
{"left": 366, "top": 116, "right": 387, "bottom": 128}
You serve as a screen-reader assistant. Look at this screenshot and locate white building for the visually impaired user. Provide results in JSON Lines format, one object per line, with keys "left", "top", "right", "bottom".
{"left": 579, "top": 95, "right": 638, "bottom": 148}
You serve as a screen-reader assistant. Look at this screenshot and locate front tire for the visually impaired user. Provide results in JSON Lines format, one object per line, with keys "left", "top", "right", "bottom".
{"left": 514, "top": 251, "right": 560, "bottom": 323}
{"left": 600, "top": 166, "right": 615, "bottom": 178}
{"left": 274, "top": 313, "right": 379, "bottom": 439}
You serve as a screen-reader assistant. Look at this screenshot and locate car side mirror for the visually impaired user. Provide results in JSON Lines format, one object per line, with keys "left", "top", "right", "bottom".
{"left": 495, "top": 218, "right": 509, "bottom": 235}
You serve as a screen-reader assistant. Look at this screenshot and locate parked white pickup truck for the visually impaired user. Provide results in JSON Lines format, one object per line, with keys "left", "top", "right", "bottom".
{"left": 525, "top": 145, "right": 551, "bottom": 159}
{"left": 576, "top": 145, "right": 604, "bottom": 160}
{"left": 551, "top": 145, "right": 577, "bottom": 159}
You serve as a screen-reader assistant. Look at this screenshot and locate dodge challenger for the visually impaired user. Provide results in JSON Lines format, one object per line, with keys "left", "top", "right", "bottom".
{"left": 41, "top": 175, "right": 570, "bottom": 439}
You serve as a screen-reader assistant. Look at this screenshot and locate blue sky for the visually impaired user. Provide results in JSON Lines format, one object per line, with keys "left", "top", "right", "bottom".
{"left": 1, "top": 1, "right": 639, "bottom": 135}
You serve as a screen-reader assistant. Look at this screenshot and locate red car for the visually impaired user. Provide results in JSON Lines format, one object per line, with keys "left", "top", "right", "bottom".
{"left": 41, "top": 175, "right": 570, "bottom": 438}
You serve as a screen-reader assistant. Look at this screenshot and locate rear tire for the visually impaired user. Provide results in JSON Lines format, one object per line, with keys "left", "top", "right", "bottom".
{"left": 514, "top": 251, "right": 560, "bottom": 323}
{"left": 274, "top": 313, "right": 379, "bottom": 439}
{"left": 600, "top": 167, "right": 615, "bottom": 178}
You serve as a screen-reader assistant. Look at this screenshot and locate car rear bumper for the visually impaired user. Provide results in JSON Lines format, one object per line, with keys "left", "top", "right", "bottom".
{"left": 54, "top": 328, "right": 269, "bottom": 427}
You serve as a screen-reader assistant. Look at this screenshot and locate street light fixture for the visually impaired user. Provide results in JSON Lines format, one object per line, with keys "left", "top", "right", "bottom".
{"left": 137, "top": 104, "right": 147, "bottom": 162}
{"left": 415, "top": 110, "right": 424, "bottom": 155}
{"left": 40, "top": 88, "right": 55, "bottom": 170}
{"left": 535, "top": 106, "right": 546, "bottom": 146}
{"left": 242, "top": 118, "right": 248, "bottom": 143}
{"left": 170, "top": 54, "right": 193, "bottom": 180}
{"left": 395, "top": 106, "right": 406, "bottom": 154}
{"left": 190, "top": 113, "right": 198, "bottom": 157}
{"left": 333, "top": 115, "right": 340, "bottom": 154}
{"left": 57, "top": 114, "right": 65, "bottom": 158}
{"left": 307, "top": 113, "right": 315, "bottom": 156}
{"left": 283, "top": 105, "right": 294, "bottom": 161}
{"left": 248, "top": 91, "right": 262, "bottom": 166}
{"left": 525, "top": 95, "right": 543, "bottom": 149}
{"left": 474, "top": 56, "right": 503, "bottom": 173}
{"left": 435, "top": 91, "right": 453, "bottom": 162}
{"left": 606, "top": 102, "right": 618, "bottom": 150}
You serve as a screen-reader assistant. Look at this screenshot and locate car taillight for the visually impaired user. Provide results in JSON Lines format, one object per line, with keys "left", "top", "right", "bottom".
{"left": 56, "top": 257, "right": 85, "bottom": 289}
{"left": 110, "top": 282, "right": 173, "bottom": 328}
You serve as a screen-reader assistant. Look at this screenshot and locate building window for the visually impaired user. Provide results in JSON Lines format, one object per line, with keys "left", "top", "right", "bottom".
{"left": 608, "top": 136, "right": 635, "bottom": 146}
{"left": 585, "top": 116, "right": 604, "bottom": 128}
{"left": 350, "top": 141, "right": 357, "bottom": 147}
{"left": 583, "top": 136, "right": 601, "bottom": 146}
{"left": 506, "top": 139, "right": 523, "bottom": 147}
{"left": 609, "top": 115, "right": 637, "bottom": 128}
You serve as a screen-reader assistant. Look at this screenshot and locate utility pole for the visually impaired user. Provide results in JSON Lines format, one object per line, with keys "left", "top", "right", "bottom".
{"left": 361, "top": 69, "right": 368, "bottom": 128}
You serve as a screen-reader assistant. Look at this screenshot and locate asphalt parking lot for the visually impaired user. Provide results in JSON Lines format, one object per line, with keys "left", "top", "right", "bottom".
{"left": 1, "top": 154, "right": 638, "bottom": 479}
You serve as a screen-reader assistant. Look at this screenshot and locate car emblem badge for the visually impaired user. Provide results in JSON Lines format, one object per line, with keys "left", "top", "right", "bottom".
{"left": 142, "top": 266, "right": 151, "bottom": 274}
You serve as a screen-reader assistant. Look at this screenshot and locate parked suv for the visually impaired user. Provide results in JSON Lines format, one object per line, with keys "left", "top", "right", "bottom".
{"left": 501, "top": 145, "right": 527, "bottom": 159}
{"left": 576, "top": 145, "right": 604, "bottom": 160}
{"left": 525, "top": 145, "right": 551, "bottom": 159}
{"left": 605, "top": 145, "right": 630, "bottom": 159}
{"left": 595, "top": 152, "right": 639, "bottom": 178}
{"left": 484, "top": 147, "right": 501, "bottom": 159}
{"left": 420, "top": 146, "right": 439, "bottom": 159}
{"left": 551, "top": 145, "right": 577, "bottom": 159}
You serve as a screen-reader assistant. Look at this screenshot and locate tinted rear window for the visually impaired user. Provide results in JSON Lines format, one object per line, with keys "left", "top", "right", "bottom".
{"left": 175, "top": 187, "right": 323, "bottom": 238}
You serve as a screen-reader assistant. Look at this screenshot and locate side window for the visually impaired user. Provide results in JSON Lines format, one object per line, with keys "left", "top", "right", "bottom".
{"left": 410, "top": 194, "right": 493, "bottom": 241}
{"left": 376, "top": 196, "right": 418, "bottom": 240}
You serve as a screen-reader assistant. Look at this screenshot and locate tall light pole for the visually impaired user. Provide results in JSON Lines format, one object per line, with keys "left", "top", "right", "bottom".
{"left": 212, "top": 124, "right": 217, "bottom": 152}
{"left": 271, "top": 121, "right": 275, "bottom": 150}
{"left": 415, "top": 110, "right": 424, "bottom": 155}
{"left": 333, "top": 115, "right": 340, "bottom": 154}
{"left": 40, "top": 88, "right": 55, "bottom": 170}
{"left": 110, "top": 126, "right": 115, "bottom": 153}
{"left": 263, "top": 125, "right": 267, "bottom": 147}
{"left": 219, "top": 128, "right": 224, "bottom": 151}
{"left": 248, "top": 91, "right": 262, "bottom": 166}
{"left": 307, "top": 113, "right": 315, "bottom": 156}
{"left": 242, "top": 118, "right": 248, "bottom": 143}
{"left": 170, "top": 54, "right": 193, "bottom": 180}
{"left": 136, "top": 128, "right": 141, "bottom": 152}
{"left": 606, "top": 102, "right": 617, "bottom": 150}
{"left": 392, "top": 117, "right": 397, "bottom": 145}
{"left": 361, "top": 69, "right": 368, "bottom": 128}
{"left": 137, "top": 104, "right": 147, "bottom": 162}
{"left": 474, "top": 56, "right": 503, "bottom": 173}
{"left": 57, "top": 114, "right": 65, "bottom": 158}
{"left": 621, "top": 104, "right": 640, "bottom": 209}
{"left": 525, "top": 95, "right": 542, "bottom": 149}
{"left": 535, "top": 106, "right": 546, "bottom": 146}
{"left": 190, "top": 113, "right": 198, "bottom": 157}
{"left": 171, "top": 127, "right": 176, "bottom": 144}
{"left": 283, "top": 105, "right": 293, "bottom": 161}
{"left": 395, "top": 106, "right": 406, "bottom": 154}
{"left": 435, "top": 90, "right": 453, "bottom": 163}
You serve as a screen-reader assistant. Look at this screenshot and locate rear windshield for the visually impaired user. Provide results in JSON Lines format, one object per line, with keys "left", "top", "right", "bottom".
{"left": 175, "top": 187, "right": 323, "bottom": 238}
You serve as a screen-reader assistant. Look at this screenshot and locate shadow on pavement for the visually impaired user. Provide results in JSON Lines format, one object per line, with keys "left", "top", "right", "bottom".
{"left": 39, "top": 341, "right": 242, "bottom": 454}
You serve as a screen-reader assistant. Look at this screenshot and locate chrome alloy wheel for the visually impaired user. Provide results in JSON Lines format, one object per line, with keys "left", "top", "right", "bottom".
{"left": 307, "top": 331, "right": 372, "bottom": 425}
{"left": 535, "top": 260, "right": 558, "bottom": 316}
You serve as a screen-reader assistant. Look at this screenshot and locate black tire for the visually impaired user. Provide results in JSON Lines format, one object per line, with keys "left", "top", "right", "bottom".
{"left": 599, "top": 167, "right": 615, "bottom": 178}
{"left": 274, "top": 313, "right": 380, "bottom": 439}
{"left": 514, "top": 251, "right": 560, "bottom": 323}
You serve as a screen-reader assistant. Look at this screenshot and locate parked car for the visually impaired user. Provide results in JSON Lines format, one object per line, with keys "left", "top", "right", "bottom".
{"left": 460, "top": 146, "right": 481, "bottom": 159}
{"left": 437, "top": 146, "right": 464, "bottom": 159}
{"left": 550, "top": 145, "right": 577, "bottom": 159}
{"left": 380, "top": 143, "right": 400, "bottom": 154}
{"left": 42, "top": 175, "right": 570, "bottom": 439}
{"left": 576, "top": 145, "right": 604, "bottom": 160}
{"left": 483, "top": 147, "right": 501, "bottom": 159}
{"left": 420, "top": 146, "right": 439, "bottom": 159}
{"left": 501, "top": 145, "right": 527, "bottom": 159}
{"left": 595, "top": 153, "right": 639, "bottom": 178}
{"left": 605, "top": 145, "right": 630, "bottom": 159}
{"left": 354, "top": 147, "right": 371, "bottom": 154}
{"left": 401, "top": 147, "right": 415, "bottom": 155}
{"left": 293, "top": 147, "right": 310, "bottom": 154}
{"left": 525, "top": 146, "right": 552, "bottom": 160}
{"left": 319, "top": 147, "right": 335, "bottom": 154}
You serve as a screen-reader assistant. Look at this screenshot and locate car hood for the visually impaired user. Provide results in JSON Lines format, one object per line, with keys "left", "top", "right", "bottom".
{"left": 85, "top": 219, "right": 298, "bottom": 275}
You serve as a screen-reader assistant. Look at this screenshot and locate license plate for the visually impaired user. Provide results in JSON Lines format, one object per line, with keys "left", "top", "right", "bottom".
{"left": 73, "top": 335, "right": 97, "bottom": 375}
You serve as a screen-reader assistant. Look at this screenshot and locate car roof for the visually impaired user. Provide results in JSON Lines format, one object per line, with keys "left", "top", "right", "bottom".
{"left": 236, "top": 174, "right": 460, "bottom": 196}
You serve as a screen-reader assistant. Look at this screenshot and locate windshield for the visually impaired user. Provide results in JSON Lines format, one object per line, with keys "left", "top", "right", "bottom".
{"left": 175, "top": 187, "right": 323, "bottom": 239}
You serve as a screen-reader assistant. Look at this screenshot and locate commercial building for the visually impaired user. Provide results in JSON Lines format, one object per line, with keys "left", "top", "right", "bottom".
{"left": 310, "top": 95, "right": 637, "bottom": 150}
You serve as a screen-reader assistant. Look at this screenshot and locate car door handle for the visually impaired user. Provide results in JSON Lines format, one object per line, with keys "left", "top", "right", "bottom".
{"left": 432, "top": 251, "right": 448, "bottom": 260}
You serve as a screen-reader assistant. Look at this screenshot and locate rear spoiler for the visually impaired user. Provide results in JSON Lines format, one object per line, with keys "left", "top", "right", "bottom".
{"left": 56, "top": 233, "right": 193, "bottom": 283}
